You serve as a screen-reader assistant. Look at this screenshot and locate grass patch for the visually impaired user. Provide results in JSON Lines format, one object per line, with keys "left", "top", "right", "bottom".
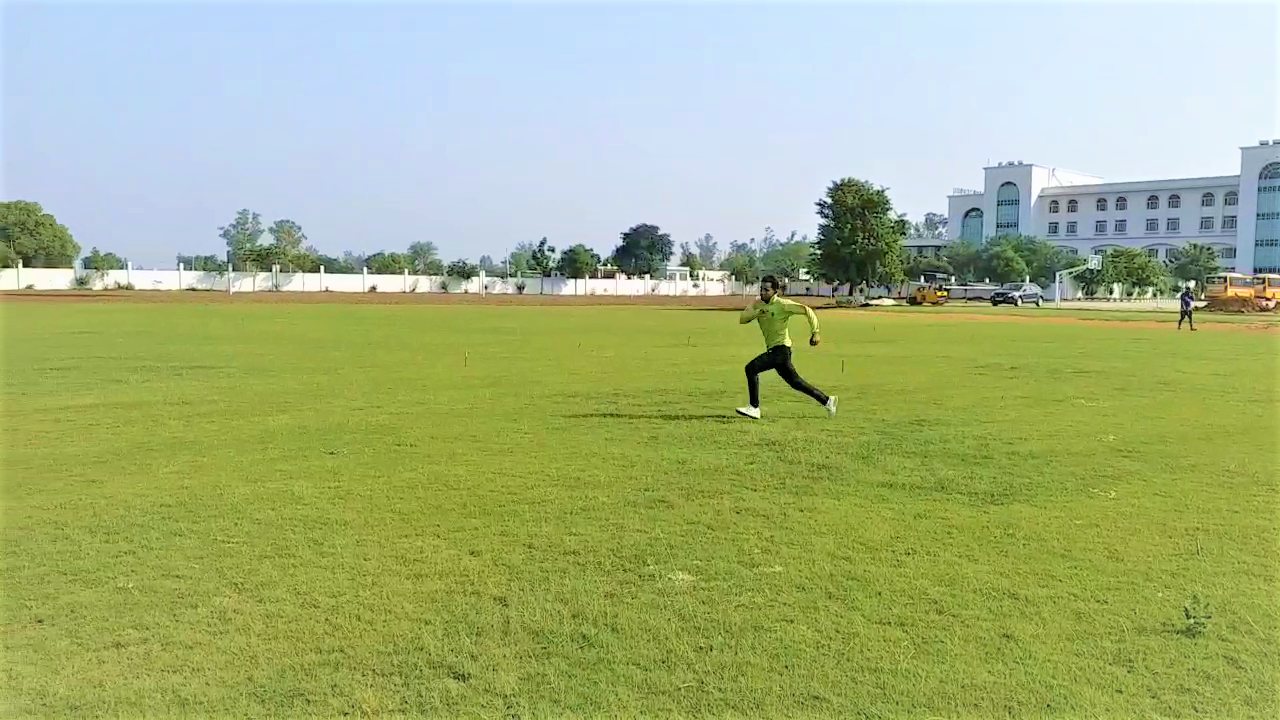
{"left": 2, "top": 303, "right": 1277, "bottom": 718}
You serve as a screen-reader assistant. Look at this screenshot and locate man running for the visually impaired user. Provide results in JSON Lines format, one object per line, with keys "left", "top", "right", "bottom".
{"left": 1178, "top": 285, "right": 1197, "bottom": 331}
{"left": 736, "top": 275, "right": 837, "bottom": 420}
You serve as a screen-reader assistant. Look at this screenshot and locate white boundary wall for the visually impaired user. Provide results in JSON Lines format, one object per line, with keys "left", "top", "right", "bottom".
{"left": 0, "top": 266, "right": 1164, "bottom": 302}
{"left": 0, "top": 266, "right": 881, "bottom": 298}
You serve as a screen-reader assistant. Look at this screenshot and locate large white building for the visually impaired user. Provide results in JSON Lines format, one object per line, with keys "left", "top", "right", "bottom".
{"left": 918, "top": 141, "right": 1280, "bottom": 274}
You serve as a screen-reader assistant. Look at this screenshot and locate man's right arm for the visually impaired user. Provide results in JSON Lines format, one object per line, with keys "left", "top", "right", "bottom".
{"left": 739, "top": 302, "right": 763, "bottom": 324}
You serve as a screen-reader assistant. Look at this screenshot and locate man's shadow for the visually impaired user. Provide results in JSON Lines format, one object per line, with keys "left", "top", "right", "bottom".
{"left": 563, "top": 412, "right": 738, "bottom": 424}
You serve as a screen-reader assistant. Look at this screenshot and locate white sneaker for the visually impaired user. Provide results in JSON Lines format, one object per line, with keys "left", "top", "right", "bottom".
{"left": 825, "top": 395, "right": 838, "bottom": 417}
{"left": 735, "top": 406, "right": 761, "bottom": 420}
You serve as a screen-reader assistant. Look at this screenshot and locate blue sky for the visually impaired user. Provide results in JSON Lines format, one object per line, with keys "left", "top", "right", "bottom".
{"left": 3, "top": 2, "right": 1276, "bottom": 268}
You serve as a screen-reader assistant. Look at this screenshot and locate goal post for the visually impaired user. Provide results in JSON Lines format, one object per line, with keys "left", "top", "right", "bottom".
{"left": 1055, "top": 254, "right": 1102, "bottom": 308}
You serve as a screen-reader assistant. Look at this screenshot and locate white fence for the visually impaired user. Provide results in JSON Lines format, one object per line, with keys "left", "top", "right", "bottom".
{"left": 0, "top": 264, "right": 882, "bottom": 298}
{"left": 0, "top": 264, "right": 1155, "bottom": 302}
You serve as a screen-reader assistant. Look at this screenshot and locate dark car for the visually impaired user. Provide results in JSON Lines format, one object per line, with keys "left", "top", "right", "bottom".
{"left": 990, "top": 282, "right": 1043, "bottom": 307}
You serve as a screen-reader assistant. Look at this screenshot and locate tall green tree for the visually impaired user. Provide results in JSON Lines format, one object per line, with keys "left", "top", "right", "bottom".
{"left": 267, "top": 219, "right": 307, "bottom": 269}
{"left": 986, "top": 245, "right": 1030, "bottom": 283}
{"left": 508, "top": 241, "right": 536, "bottom": 276}
{"left": 315, "top": 253, "right": 358, "bottom": 274}
{"left": 529, "top": 237, "right": 557, "bottom": 277}
{"left": 558, "top": 244, "right": 601, "bottom": 279}
{"left": 720, "top": 240, "right": 761, "bottom": 282}
{"left": 910, "top": 212, "right": 948, "bottom": 240}
{"left": 176, "top": 253, "right": 223, "bottom": 271}
{"left": 762, "top": 237, "right": 813, "bottom": 282}
{"left": 612, "top": 224, "right": 674, "bottom": 277}
{"left": 0, "top": 200, "right": 80, "bottom": 267}
{"left": 366, "top": 252, "right": 413, "bottom": 274}
{"left": 406, "top": 241, "right": 442, "bottom": 274}
{"left": 1075, "top": 247, "right": 1168, "bottom": 297}
{"left": 941, "top": 239, "right": 983, "bottom": 282}
{"left": 812, "top": 178, "right": 907, "bottom": 290}
{"left": 1167, "top": 242, "right": 1221, "bottom": 290}
{"left": 219, "top": 209, "right": 265, "bottom": 270}
{"left": 1106, "top": 247, "right": 1168, "bottom": 293}
{"left": 695, "top": 233, "right": 719, "bottom": 269}
{"left": 82, "top": 247, "right": 126, "bottom": 271}
{"left": 678, "top": 242, "right": 704, "bottom": 276}
{"left": 446, "top": 259, "right": 479, "bottom": 280}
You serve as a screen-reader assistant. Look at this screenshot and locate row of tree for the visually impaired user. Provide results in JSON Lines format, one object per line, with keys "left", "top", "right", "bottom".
{"left": 3, "top": 186, "right": 1226, "bottom": 296}
{"left": 906, "top": 234, "right": 1224, "bottom": 293}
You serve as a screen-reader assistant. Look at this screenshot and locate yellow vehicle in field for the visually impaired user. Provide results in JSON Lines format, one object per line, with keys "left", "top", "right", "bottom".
{"left": 1204, "top": 273, "right": 1255, "bottom": 300}
{"left": 907, "top": 282, "right": 949, "bottom": 305}
{"left": 1253, "top": 274, "right": 1280, "bottom": 300}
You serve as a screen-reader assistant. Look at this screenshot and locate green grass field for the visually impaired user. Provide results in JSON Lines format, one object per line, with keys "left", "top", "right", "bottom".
{"left": 3, "top": 300, "right": 1278, "bottom": 718}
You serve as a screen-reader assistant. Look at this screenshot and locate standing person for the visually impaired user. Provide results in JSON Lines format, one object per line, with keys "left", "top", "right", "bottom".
{"left": 736, "top": 275, "right": 837, "bottom": 420}
{"left": 1178, "top": 285, "right": 1197, "bottom": 331}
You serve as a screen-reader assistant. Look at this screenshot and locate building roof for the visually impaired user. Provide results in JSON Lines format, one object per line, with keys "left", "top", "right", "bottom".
{"left": 1038, "top": 175, "right": 1240, "bottom": 196}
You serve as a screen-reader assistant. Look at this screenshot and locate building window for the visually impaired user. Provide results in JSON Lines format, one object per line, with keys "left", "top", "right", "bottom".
{"left": 1217, "top": 246, "right": 1236, "bottom": 259}
{"left": 1115, "top": 220, "right": 1127, "bottom": 233}
{"left": 1115, "top": 196, "right": 1128, "bottom": 211}
{"left": 961, "top": 208, "right": 984, "bottom": 242}
{"left": 1048, "top": 222, "right": 1059, "bottom": 235}
{"left": 1201, "top": 192, "right": 1215, "bottom": 207}
{"left": 1049, "top": 200, "right": 1060, "bottom": 214}
{"left": 1066, "top": 222, "right": 1078, "bottom": 235}
{"left": 1224, "top": 191, "right": 1238, "bottom": 207}
{"left": 995, "top": 182, "right": 1020, "bottom": 235}
{"left": 1223, "top": 215, "right": 1237, "bottom": 230}
{"left": 1145, "top": 248, "right": 1159, "bottom": 259}
{"left": 1256, "top": 162, "right": 1280, "bottom": 271}
{"left": 1147, "top": 195, "right": 1159, "bottom": 210}
{"left": 1167, "top": 218, "right": 1180, "bottom": 232}
{"left": 1200, "top": 217, "right": 1215, "bottom": 231}
{"left": 1168, "top": 194, "right": 1181, "bottom": 209}
{"left": 1095, "top": 220, "right": 1108, "bottom": 234}
{"left": 1058, "top": 246, "right": 1079, "bottom": 256}
{"left": 1146, "top": 218, "right": 1159, "bottom": 232}
{"left": 1096, "top": 198, "right": 1107, "bottom": 212}
{"left": 1067, "top": 199, "right": 1078, "bottom": 213}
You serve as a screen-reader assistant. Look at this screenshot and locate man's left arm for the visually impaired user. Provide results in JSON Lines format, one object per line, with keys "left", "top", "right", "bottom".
{"left": 783, "top": 299, "right": 821, "bottom": 344}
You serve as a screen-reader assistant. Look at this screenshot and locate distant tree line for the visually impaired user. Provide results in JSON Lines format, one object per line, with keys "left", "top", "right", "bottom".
{"left": 3, "top": 190, "right": 1226, "bottom": 296}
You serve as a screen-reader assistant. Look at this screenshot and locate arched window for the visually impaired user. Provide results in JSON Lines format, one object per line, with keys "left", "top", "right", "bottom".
{"left": 1096, "top": 198, "right": 1108, "bottom": 212}
{"left": 961, "top": 208, "right": 984, "bottom": 242}
{"left": 1067, "top": 199, "right": 1079, "bottom": 213}
{"left": 1056, "top": 246, "right": 1078, "bottom": 256}
{"left": 1201, "top": 192, "right": 1215, "bottom": 207}
{"left": 1224, "top": 191, "right": 1238, "bottom": 207}
{"left": 1115, "top": 196, "right": 1128, "bottom": 211}
{"left": 1255, "top": 163, "right": 1280, "bottom": 272}
{"left": 1147, "top": 195, "right": 1159, "bottom": 210}
{"left": 1168, "top": 194, "right": 1181, "bottom": 209}
{"left": 1049, "top": 200, "right": 1060, "bottom": 214}
{"left": 995, "top": 182, "right": 1020, "bottom": 235}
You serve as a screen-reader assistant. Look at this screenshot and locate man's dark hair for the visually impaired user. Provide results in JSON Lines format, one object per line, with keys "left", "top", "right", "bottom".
{"left": 761, "top": 275, "right": 780, "bottom": 290}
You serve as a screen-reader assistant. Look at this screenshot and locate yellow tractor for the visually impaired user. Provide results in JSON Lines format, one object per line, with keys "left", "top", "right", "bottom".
{"left": 907, "top": 281, "right": 949, "bottom": 306}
